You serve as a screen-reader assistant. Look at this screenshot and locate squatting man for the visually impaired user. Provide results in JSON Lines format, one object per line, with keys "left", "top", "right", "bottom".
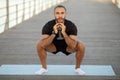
{"left": 36, "top": 5, "right": 85, "bottom": 75}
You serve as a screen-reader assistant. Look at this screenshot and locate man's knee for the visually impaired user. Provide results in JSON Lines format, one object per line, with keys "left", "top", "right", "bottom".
{"left": 37, "top": 41, "right": 45, "bottom": 51}
{"left": 67, "top": 41, "right": 85, "bottom": 53}
{"left": 76, "top": 41, "right": 85, "bottom": 58}
{"left": 68, "top": 42, "right": 78, "bottom": 50}
{"left": 37, "top": 40, "right": 46, "bottom": 49}
{"left": 77, "top": 41, "right": 85, "bottom": 51}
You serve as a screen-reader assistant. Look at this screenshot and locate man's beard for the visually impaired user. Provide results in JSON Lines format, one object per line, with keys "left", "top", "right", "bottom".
{"left": 56, "top": 18, "right": 64, "bottom": 23}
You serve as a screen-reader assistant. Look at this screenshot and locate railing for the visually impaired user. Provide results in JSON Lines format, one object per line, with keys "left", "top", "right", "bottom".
{"left": 0, "top": 0, "right": 67, "bottom": 33}
{"left": 112, "top": 0, "right": 120, "bottom": 8}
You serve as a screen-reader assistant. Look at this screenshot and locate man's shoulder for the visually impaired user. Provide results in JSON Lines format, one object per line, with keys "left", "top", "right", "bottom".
{"left": 46, "top": 19, "right": 55, "bottom": 24}
{"left": 65, "top": 19, "right": 74, "bottom": 24}
{"left": 65, "top": 19, "right": 76, "bottom": 26}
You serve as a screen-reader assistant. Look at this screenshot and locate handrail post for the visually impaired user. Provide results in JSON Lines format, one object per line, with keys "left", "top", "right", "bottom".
{"left": 16, "top": 4, "right": 18, "bottom": 24}
{"left": 4, "top": 0, "right": 9, "bottom": 31}
{"left": 22, "top": 0, "right": 25, "bottom": 22}
{"left": 33, "top": 0, "right": 36, "bottom": 15}
{"left": 29, "top": 1, "right": 31, "bottom": 18}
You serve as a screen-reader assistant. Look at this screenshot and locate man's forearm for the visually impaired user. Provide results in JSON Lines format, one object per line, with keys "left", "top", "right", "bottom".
{"left": 41, "top": 34, "right": 56, "bottom": 48}
{"left": 62, "top": 32, "right": 77, "bottom": 48}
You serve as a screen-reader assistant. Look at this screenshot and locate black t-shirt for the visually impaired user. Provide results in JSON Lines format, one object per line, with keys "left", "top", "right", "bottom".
{"left": 42, "top": 19, "right": 77, "bottom": 47}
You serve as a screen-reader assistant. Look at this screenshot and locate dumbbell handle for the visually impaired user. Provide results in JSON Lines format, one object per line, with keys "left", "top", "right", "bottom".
{"left": 57, "top": 27, "right": 64, "bottom": 40}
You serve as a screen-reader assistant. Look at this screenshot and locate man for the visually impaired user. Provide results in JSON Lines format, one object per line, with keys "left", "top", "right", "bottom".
{"left": 36, "top": 5, "right": 85, "bottom": 75}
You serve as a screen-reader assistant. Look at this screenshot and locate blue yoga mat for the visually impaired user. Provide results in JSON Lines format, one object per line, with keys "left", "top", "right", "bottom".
{"left": 0, "top": 65, "right": 115, "bottom": 76}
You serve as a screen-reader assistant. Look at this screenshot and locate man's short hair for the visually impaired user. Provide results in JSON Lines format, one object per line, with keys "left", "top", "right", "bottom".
{"left": 54, "top": 5, "right": 66, "bottom": 11}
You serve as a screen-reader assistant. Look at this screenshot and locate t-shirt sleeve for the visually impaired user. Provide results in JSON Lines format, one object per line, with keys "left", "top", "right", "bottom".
{"left": 42, "top": 22, "right": 51, "bottom": 35}
{"left": 69, "top": 23, "right": 77, "bottom": 35}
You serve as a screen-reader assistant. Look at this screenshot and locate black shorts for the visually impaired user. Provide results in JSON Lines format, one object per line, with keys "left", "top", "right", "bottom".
{"left": 52, "top": 46, "right": 71, "bottom": 56}
{"left": 52, "top": 39, "right": 71, "bottom": 55}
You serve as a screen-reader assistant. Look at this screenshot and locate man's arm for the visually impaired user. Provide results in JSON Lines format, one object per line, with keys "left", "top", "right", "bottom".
{"left": 59, "top": 23, "right": 77, "bottom": 49}
{"left": 40, "top": 23, "right": 60, "bottom": 48}
{"left": 62, "top": 32, "right": 77, "bottom": 49}
{"left": 40, "top": 34, "right": 56, "bottom": 48}
{"left": 69, "top": 35, "right": 77, "bottom": 41}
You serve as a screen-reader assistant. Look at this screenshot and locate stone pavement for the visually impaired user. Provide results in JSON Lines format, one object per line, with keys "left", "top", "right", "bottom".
{"left": 0, "top": 0, "right": 120, "bottom": 80}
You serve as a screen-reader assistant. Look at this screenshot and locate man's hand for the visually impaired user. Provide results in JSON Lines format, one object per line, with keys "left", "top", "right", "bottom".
{"left": 53, "top": 23, "right": 59, "bottom": 34}
{"left": 53, "top": 23, "right": 66, "bottom": 34}
{"left": 58, "top": 23, "right": 66, "bottom": 34}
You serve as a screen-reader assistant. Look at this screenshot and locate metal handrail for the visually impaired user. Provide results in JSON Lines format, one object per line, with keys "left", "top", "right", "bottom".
{"left": 0, "top": 1, "right": 31, "bottom": 17}
{"left": 0, "top": 0, "right": 67, "bottom": 33}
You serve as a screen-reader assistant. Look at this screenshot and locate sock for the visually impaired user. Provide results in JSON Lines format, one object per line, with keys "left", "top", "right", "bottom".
{"left": 35, "top": 68, "right": 48, "bottom": 75}
{"left": 75, "top": 68, "right": 85, "bottom": 75}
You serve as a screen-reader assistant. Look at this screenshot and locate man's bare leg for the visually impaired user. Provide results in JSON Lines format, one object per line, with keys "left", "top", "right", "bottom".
{"left": 36, "top": 41, "right": 56, "bottom": 75}
{"left": 37, "top": 41, "right": 47, "bottom": 69}
{"left": 36, "top": 34, "right": 56, "bottom": 75}
{"left": 66, "top": 41, "right": 85, "bottom": 75}
{"left": 37, "top": 41, "right": 56, "bottom": 69}
{"left": 75, "top": 42, "right": 85, "bottom": 69}
{"left": 36, "top": 34, "right": 56, "bottom": 69}
{"left": 74, "top": 41, "right": 85, "bottom": 75}
{"left": 66, "top": 41, "right": 85, "bottom": 69}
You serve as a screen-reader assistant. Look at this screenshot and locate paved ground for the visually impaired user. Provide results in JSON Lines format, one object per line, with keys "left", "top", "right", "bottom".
{"left": 0, "top": 0, "right": 120, "bottom": 80}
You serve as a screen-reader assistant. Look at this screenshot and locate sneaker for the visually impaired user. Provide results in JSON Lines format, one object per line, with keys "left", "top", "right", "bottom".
{"left": 35, "top": 68, "right": 48, "bottom": 75}
{"left": 75, "top": 68, "right": 85, "bottom": 75}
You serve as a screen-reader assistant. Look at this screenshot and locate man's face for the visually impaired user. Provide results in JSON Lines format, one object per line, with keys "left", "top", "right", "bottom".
{"left": 54, "top": 7, "right": 66, "bottom": 23}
